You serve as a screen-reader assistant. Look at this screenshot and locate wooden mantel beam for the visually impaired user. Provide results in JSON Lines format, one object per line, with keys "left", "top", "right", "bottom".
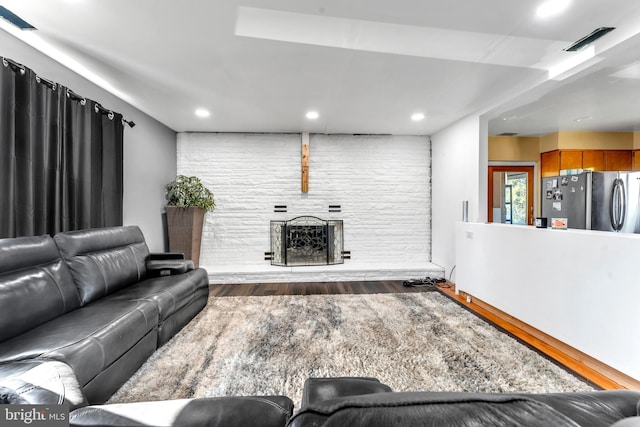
{"left": 302, "top": 133, "right": 309, "bottom": 193}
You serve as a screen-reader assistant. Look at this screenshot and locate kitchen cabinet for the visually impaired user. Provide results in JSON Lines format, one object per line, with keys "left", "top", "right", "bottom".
{"left": 541, "top": 151, "right": 560, "bottom": 177}
{"left": 541, "top": 149, "right": 634, "bottom": 176}
{"left": 582, "top": 150, "right": 604, "bottom": 170}
{"left": 559, "top": 150, "right": 582, "bottom": 170}
{"left": 633, "top": 150, "right": 640, "bottom": 171}
{"left": 604, "top": 150, "right": 632, "bottom": 171}
{"left": 541, "top": 150, "right": 582, "bottom": 177}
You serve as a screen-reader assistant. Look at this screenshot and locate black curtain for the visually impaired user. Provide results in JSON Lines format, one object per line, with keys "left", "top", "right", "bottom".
{"left": 0, "top": 58, "right": 123, "bottom": 238}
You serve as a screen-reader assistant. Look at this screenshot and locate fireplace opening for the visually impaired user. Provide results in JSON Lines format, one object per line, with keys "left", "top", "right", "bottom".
{"left": 270, "top": 216, "right": 344, "bottom": 266}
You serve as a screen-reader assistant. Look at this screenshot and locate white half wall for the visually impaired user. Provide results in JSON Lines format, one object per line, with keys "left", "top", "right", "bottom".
{"left": 1, "top": 30, "right": 177, "bottom": 251}
{"left": 177, "top": 132, "right": 441, "bottom": 283}
{"left": 456, "top": 222, "right": 640, "bottom": 381}
{"left": 431, "top": 115, "right": 487, "bottom": 279}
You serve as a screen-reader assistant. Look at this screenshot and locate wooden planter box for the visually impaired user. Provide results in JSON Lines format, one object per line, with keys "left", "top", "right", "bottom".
{"left": 165, "top": 206, "right": 205, "bottom": 268}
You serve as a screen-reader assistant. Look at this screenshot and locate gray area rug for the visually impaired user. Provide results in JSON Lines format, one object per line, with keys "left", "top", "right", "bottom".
{"left": 108, "top": 292, "right": 594, "bottom": 408}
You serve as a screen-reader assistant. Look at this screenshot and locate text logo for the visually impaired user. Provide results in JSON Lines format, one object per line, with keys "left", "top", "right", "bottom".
{"left": 0, "top": 405, "right": 68, "bottom": 426}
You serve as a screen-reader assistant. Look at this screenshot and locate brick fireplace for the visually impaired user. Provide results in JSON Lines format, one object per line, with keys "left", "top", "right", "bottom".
{"left": 177, "top": 132, "right": 442, "bottom": 283}
{"left": 269, "top": 216, "right": 344, "bottom": 266}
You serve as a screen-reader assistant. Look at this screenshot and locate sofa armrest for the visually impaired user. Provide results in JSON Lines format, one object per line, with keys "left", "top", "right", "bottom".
{"left": 300, "top": 377, "right": 392, "bottom": 408}
{"left": 70, "top": 396, "right": 293, "bottom": 427}
{"left": 0, "top": 360, "right": 87, "bottom": 410}
{"left": 149, "top": 252, "right": 186, "bottom": 260}
{"left": 146, "top": 258, "right": 195, "bottom": 277}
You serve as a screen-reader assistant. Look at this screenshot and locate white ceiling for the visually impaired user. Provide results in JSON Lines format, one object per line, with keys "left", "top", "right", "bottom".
{"left": 488, "top": 30, "right": 640, "bottom": 136}
{"left": 2, "top": 0, "right": 640, "bottom": 136}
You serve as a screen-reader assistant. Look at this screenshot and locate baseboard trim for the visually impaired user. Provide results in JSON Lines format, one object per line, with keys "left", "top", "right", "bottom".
{"left": 206, "top": 263, "right": 444, "bottom": 284}
{"left": 437, "top": 284, "right": 640, "bottom": 391}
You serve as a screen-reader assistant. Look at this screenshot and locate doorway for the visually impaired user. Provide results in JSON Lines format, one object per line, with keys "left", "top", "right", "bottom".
{"left": 488, "top": 166, "right": 534, "bottom": 225}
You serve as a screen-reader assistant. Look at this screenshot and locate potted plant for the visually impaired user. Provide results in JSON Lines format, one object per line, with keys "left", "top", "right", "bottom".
{"left": 164, "top": 175, "right": 215, "bottom": 268}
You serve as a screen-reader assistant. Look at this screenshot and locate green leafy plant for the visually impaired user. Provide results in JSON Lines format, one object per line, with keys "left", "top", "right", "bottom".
{"left": 165, "top": 175, "right": 215, "bottom": 212}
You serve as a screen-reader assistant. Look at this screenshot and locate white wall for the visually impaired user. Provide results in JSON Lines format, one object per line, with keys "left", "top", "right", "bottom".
{"left": 456, "top": 222, "right": 640, "bottom": 381}
{"left": 1, "top": 31, "right": 176, "bottom": 251}
{"left": 431, "top": 115, "right": 487, "bottom": 279}
{"left": 177, "top": 133, "right": 436, "bottom": 282}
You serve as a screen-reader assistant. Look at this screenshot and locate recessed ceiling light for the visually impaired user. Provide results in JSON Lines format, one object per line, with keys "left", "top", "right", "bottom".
{"left": 536, "top": 0, "right": 571, "bottom": 18}
{"left": 195, "top": 108, "right": 210, "bottom": 118}
{"left": 574, "top": 116, "right": 593, "bottom": 122}
{"left": 411, "top": 113, "right": 425, "bottom": 121}
{"left": 306, "top": 111, "right": 319, "bottom": 120}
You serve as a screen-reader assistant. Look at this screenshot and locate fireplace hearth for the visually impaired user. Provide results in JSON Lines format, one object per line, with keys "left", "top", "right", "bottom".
{"left": 269, "top": 216, "right": 344, "bottom": 266}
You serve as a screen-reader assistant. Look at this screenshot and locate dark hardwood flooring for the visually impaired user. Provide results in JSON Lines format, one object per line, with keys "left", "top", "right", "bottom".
{"left": 209, "top": 280, "right": 639, "bottom": 391}
{"left": 209, "top": 280, "right": 448, "bottom": 297}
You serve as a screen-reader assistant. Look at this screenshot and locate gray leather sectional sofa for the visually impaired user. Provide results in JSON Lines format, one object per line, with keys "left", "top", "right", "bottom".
{"left": 0, "top": 225, "right": 210, "bottom": 404}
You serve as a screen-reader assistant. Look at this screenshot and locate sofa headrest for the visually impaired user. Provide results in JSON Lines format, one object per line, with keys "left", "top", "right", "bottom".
{"left": 53, "top": 226, "right": 146, "bottom": 258}
{"left": 0, "top": 234, "right": 59, "bottom": 272}
{"left": 54, "top": 226, "right": 151, "bottom": 305}
{"left": 0, "top": 235, "right": 81, "bottom": 342}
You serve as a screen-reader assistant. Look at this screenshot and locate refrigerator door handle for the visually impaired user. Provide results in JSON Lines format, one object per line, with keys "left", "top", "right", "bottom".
{"left": 618, "top": 179, "right": 626, "bottom": 231}
{"left": 611, "top": 179, "right": 626, "bottom": 231}
{"left": 611, "top": 181, "right": 617, "bottom": 230}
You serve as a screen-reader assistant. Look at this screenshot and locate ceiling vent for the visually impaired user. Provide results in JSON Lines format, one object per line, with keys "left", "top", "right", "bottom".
{"left": 0, "top": 6, "right": 36, "bottom": 30}
{"left": 564, "top": 27, "right": 615, "bottom": 52}
{"left": 498, "top": 132, "right": 519, "bottom": 136}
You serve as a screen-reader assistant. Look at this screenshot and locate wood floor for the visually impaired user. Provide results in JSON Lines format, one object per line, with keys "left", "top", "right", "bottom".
{"left": 210, "top": 280, "right": 640, "bottom": 391}
{"left": 209, "top": 280, "right": 448, "bottom": 297}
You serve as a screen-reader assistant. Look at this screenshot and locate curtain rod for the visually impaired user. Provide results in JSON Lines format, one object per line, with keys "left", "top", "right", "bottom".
{"left": 36, "top": 74, "right": 56, "bottom": 90}
{"left": 2, "top": 56, "right": 135, "bottom": 128}
{"left": 2, "top": 57, "right": 25, "bottom": 74}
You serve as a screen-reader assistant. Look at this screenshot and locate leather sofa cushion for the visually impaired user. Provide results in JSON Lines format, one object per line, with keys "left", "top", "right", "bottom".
{"left": 0, "top": 297, "right": 158, "bottom": 387}
{"left": 54, "top": 226, "right": 151, "bottom": 305}
{"left": 111, "top": 268, "right": 209, "bottom": 322}
{"left": 0, "top": 235, "right": 81, "bottom": 342}
{"left": 69, "top": 396, "right": 294, "bottom": 427}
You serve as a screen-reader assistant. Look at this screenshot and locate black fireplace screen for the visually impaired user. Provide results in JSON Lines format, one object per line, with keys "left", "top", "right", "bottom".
{"left": 270, "top": 216, "right": 343, "bottom": 266}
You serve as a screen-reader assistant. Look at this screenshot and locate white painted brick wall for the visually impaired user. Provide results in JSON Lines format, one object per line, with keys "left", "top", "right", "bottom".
{"left": 177, "top": 132, "right": 435, "bottom": 283}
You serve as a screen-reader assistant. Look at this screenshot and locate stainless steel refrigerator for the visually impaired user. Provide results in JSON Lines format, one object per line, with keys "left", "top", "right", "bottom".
{"left": 541, "top": 171, "right": 640, "bottom": 232}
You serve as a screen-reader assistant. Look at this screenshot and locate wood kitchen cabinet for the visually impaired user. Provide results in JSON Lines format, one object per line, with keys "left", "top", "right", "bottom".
{"left": 604, "top": 150, "right": 632, "bottom": 171}
{"left": 582, "top": 150, "right": 605, "bottom": 170}
{"left": 541, "top": 151, "right": 560, "bottom": 177}
{"left": 633, "top": 150, "right": 640, "bottom": 171}
{"left": 541, "top": 149, "right": 634, "bottom": 176}
{"left": 541, "top": 150, "right": 582, "bottom": 177}
{"left": 559, "top": 150, "right": 582, "bottom": 170}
